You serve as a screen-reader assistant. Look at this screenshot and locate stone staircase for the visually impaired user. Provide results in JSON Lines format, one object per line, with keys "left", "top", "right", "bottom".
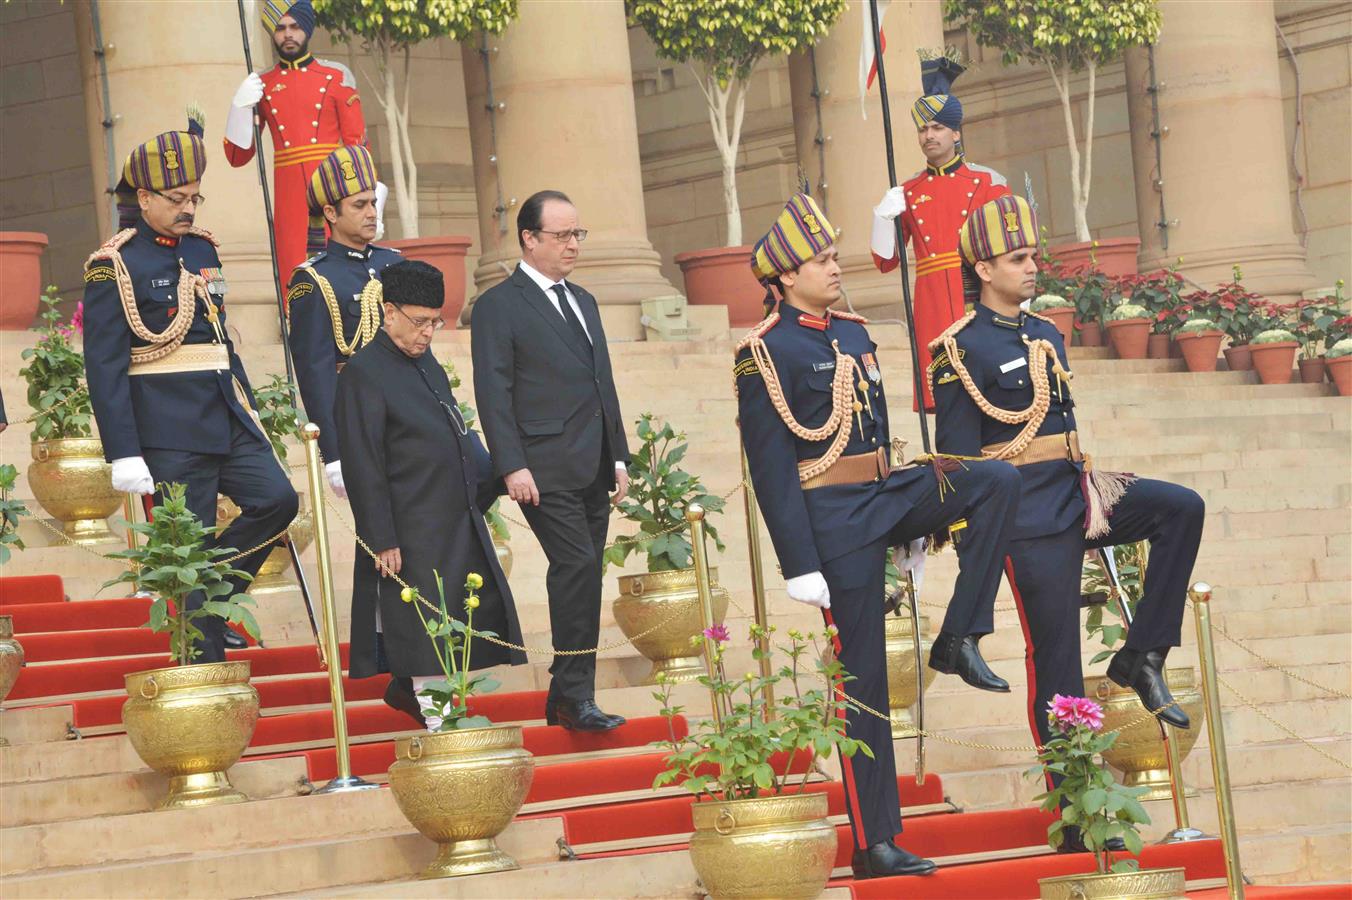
{"left": 1, "top": 322, "right": 1349, "bottom": 895}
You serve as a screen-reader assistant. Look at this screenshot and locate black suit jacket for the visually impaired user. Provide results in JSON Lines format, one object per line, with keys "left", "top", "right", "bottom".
{"left": 470, "top": 266, "right": 630, "bottom": 493}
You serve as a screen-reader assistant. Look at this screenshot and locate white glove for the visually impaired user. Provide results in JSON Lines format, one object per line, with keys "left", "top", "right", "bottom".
{"left": 111, "top": 457, "right": 154, "bottom": 496}
{"left": 232, "top": 72, "right": 265, "bottom": 109}
{"left": 897, "top": 538, "right": 927, "bottom": 594}
{"left": 786, "top": 571, "right": 831, "bottom": 609}
{"left": 874, "top": 186, "right": 907, "bottom": 220}
{"left": 374, "top": 182, "right": 389, "bottom": 242}
{"left": 325, "top": 460, "right": 347, "bottom": 499}
{"left": 225, "top": 74, "right": 264, "bottom": 149}
{"left": 870, "top": 187, "right": 907, "bottom": 263}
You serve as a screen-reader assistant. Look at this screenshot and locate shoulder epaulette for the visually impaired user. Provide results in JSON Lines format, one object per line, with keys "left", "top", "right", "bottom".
{"left": 85, "top": 228, "right": 136, "bottom": 266}
{"left": 187, "top": 226, "right": 219, "bottom": 247}
{"left": 964, "top": 162, "right": 1008, "bottom": 187}
{"left": 1025, "top": 310, "right": 1056, "bottom": 326}
{"left": 828, "top": 309, "right": 869, "bottom": 325}
{"left": 734, "top": 310, "right": 781, "bottom": 353}
{"left": 316, "top": 58, "right": 357, "bottom": 89}
{"left": 928, "top": 309, "right": 977, "bottom": 354}
{"left": 299, "top": 251, "right": 327, "bottom": 268}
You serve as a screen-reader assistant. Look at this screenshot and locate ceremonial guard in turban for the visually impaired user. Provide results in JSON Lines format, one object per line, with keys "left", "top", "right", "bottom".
{"left": 870, "top": 52, "right": 1011, "bottom": 411}
{"left": 286, "top": 145, "right": 401, "bottom": 497}
{"left": 224, "top": 0, "right": 381, "bottom": 281}
{"left": 931, "top": 197, "right": 1202, "bottom": 850}
{"left": 736, "top": 193, "right": 1022, "bottom": 879}
{"left": 83, "top": 112, "right": 298, "bottom": 661}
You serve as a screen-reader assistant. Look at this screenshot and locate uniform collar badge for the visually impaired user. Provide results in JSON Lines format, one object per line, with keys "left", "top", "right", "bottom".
{"left": 861, "top": 352, "right": 881, "bottom": 382}
{"left": 154, "top": 235, "right": 179, "bottom": 248}
{"left": 797, "top": 312, "right": 829, "bottom": 331}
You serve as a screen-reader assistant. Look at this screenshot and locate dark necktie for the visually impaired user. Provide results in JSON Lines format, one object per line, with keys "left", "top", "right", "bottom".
{"left": 551, "top": 284, "right": 591, "bottom": 346}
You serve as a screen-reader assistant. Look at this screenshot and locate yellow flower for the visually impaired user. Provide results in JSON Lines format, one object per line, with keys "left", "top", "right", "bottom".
{"left": 400, "top": 587, "right": 416, "bottom": 604}
{"left": 465, "top": 572, "right": 484, "bottom": 590}
{"left": 466, "top": 594, "right": 480, "bottom": 610}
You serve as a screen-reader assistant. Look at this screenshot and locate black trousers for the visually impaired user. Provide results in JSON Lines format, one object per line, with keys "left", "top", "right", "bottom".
{"left": 1006, "top": 477, "right": 1205, "bottom": 751}
{"left": 521, "top": 455, "right": 611, "bottom": 704}
{"left": 143, "top": 416, "right": 299, "bottom": 662}
{"left": 819, "top": 458, "right": 1020, "bottom": 849}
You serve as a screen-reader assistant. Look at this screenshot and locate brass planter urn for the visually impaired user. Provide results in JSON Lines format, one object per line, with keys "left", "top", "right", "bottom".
{"left": 1085, "top": 668, "right": 1203, "bottom": 801}
{"left": 1039, "top": 865, "right": 1186, "bottom": 900}
{"left": 689, "top": 792, "right": 837, "bottom": 899}
{"left": 28, "top": 438, "right": 122, "bottom": 544}
{"left": 388, "top": 725, "right": 535, "bottom": 879}
{"left": 613, "top": 567, "right": 731, "bottom": 684}
{"left": 884, "top": 612, "right": 935, "bottom": 738}
{"left": 121, "top": 660, "right": 260, "bottom": 809}
{"left": 217, "top": 492, "right": 312, "bottom": 595}
{"left": 0, "top": 615, "right": 25, "bottom": 745}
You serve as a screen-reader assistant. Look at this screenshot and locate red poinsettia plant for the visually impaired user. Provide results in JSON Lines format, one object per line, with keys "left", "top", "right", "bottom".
{"left": 1116, "top": 268, "right": 1188, "bottom": 335}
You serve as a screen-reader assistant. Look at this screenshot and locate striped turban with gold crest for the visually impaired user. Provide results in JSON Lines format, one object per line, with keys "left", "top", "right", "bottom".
{"left": 115, "top": 108, "right": 208, "bottom": 229}
{"left": 958, "top": 195, "right": 1039, "bottom": 265}
{"left": 260, "top": 0, "right": 315, "bottom": 37}
{"left": 910, "top": 53, "right": 965, "bottom": 131}
{"left": 750, "top": 193, "right": 837, "bottom": 286}
{"left": 305, "top": 144, "right": 378, "bottom": 256}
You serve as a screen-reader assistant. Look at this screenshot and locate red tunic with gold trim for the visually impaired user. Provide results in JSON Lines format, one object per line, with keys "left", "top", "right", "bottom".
{"left": 224, "top": 52, "right": 367, "bottom": 282}
{"left": 872, "top": 155, "right": 1009, "bottom": 411}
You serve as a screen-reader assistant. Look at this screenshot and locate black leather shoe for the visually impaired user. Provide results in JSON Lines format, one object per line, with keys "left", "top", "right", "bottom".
{"left": 1107, "top": 648, "right": 1190, "bottom": 729}
{"left": 222, "top": 627, "right": 248, "bottom": 650}
{"left": 1059, "top": 827, "right": 1127, "bottom": 854}
{"left": 545, "top": 698, "right": 623, "bottom": 732}
{"left": 851, "top": 839, "right": 937, "bottom": 878}
{"left": 928, "top": 632, "right": 1010, "bottom": 693}
{"left": 384, "top": 676, "right": 426, "bottom": 727}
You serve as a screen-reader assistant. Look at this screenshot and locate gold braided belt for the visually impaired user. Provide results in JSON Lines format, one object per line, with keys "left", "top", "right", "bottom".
{"left": 128, "top": 343, "right": 229, "bottom": 377}
{"left": 982, "top": 430, "right": 1082, "bottom": 468}
{"left": 800, "top": 446, "right": 891, "bottom": 490}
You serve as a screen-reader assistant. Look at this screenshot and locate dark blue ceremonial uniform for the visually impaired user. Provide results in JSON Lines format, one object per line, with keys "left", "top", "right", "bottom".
{"left": 932, "top": 303, "right": 1205, "bottom": 750}
{"left": 285, "top": 239, "right": 401, "bottom": 462}
{"left": 736, "top": 303, "right": 1019, "bottom": 850}
{"left": 83, "top": 217, "right": 298, "bottom": 660}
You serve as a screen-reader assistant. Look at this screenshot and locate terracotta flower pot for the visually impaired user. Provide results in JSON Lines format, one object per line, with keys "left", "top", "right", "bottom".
{"left": 0, "top": 232, "right": 48, "bottom": 331}
{"left": 385, "top": 236, "right": 473, "bottom": 329}
{"left": 1147, "top": 333, "right": 1171, "bottom": 359}
{"left": 1174, "top": 330, "right": 1223, "bottom": 373}
{"left": 1327, "top": 356, "right": 1352, "bottom": 396}
{"left": 1250, "top": 341, "right": 1298, "bottom": 385}
{"left": 1048, "top": 237, "right": 1140, "bottom": 278}
{"left": 1077, "top": 320, "right": 1104, "bottom": 347}
{"left": 1298, "top": 357, "right": 1327, "bottom": 384}
{"left": 1223, "top": 344, "right": 1253, "bottom": 371}
{"left": 674, "top": 245, "right": 764, "bottom": 328}
{"left": 1036, "top": 306, "right": 1075, "bottom": 344}
{"left": 1105, "top": 318, "right": 1151, "bottom": 359}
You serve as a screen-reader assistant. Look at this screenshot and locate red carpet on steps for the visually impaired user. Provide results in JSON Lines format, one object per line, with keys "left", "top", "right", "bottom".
{"left": 0, "top": 574, "right": 65, "bottom": 606}
{"left": 1192, "top": 888, "right": 1352, "bottom": 899}
{"left": 3, "top": 597, "right": 151, "bottom": 632}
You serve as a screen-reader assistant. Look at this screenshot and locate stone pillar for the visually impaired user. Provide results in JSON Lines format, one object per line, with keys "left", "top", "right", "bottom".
{"left": 1125, "top": 0, "right": 1313, "bottom": 298}
{"left": 788, "top": 0, "right": 943, "bottom": 318}
{"left": 462, "top": 0, "right": 677, "bottom": 340}
{"left": 74, "top": 0, "right": 282, "bottom": 343}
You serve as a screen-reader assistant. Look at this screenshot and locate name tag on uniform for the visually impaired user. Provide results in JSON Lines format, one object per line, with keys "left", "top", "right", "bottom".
{"left": 999, "top": 357, "right": 1028, "bottom": 374}
{"left": 151, "top": 277, "right": 174, "bottom": 288}
{"left": 812, "top": 361, "right": 836, "bottom": 372}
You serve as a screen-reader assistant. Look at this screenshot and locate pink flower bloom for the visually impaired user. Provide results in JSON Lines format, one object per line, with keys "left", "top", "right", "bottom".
{"left": 703, "top": 624, "right": 730, "bottom": 644}
{"left": 70, "top": 302, "right": 84, "bottom": 335}
{"left": 1048, "top": 694, "right": 1105, "bottom": 733}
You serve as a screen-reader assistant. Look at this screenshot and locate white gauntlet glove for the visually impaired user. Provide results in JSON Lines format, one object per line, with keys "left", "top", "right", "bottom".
{"left": 225, "top": 73, "right": 264, "bottom": 149}
{"left": 110, "top": 457, "right": 154, "bottom": 496}
{"left": 786, "top": 571, "right": 831, "bottom": 609}
{"left": 232, "top": 72, "right": 265, "bottom": 108}
{"left": 896, "top": 537, "right": 927, "bottom": 594}
{"left": 870, "top": 186, "right": 908, "bottom": 262}
{"left": 325, "top": 460, "right": 347, "bottom": 499}
{"left": 374, "top": 182, "right": 389, "bottom": 242}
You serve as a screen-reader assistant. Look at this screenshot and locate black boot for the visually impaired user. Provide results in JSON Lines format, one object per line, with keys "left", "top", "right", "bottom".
{"left": 851, "top": 839, "right": 937, "bottom": 878}
{"left": 1107, "top": 648, "right": 1190, "bottom": 729}
{"left": 1059, "top": 826, "right": 1127, "bottom": 854}
{"left": 384, "top": 676, "right": 426, "bottom": 727}
{"left": 222, "top": 627, "right": 249, "bottom": 650}
{"left": 928, "top": 632, "right": 1010, "bottom": 693}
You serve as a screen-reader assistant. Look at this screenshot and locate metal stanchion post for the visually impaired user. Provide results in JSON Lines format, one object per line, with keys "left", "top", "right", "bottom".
{"left": 302, "top": 424, "right": 377, "bottom": 794}
{"left": 1158, "top": 719, "right": 1206, "bottom": 842}
{"left": 1191, "top": 582, "right": 1244, "bottom": 899}
{"left": 738, "top": 451, "right": 774, "bottom": 717}
{"left": 902, "top": 571, "right": 926, "bottom": 785}
{"left": 687, "top": 503, "right": 723, "bottom": 729}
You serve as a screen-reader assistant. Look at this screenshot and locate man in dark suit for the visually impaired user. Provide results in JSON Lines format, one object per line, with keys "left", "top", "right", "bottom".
{"left": 471, "top": 189, "right": 631, "bottom": 732}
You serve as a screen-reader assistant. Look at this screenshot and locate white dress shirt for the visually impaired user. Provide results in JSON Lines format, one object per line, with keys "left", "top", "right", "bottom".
{"left": 516, "top": 260, "right": 624, "bottom": 473}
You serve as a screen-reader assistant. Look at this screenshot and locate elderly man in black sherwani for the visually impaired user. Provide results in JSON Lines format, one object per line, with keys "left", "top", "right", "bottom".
{"left": 336, "top": 259, "right": 526, "bottom": 726}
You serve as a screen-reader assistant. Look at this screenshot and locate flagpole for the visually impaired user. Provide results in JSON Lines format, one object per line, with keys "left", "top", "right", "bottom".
{"left": 867, "top": 0, "right": 932, "bottom": 454}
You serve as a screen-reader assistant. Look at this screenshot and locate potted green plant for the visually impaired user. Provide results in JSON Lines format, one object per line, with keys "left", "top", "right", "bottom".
{"left": 19, "top": 289, "right": 121, "bottom": 544}
{"left": 627, "top": 0, "right": 845, "bottom": 326}
{"left": 1173, "top": 317, "right": 1223, "bottom": 373}
{"left": 653, "top": 623, "right": 868, "bottom": 898}
{"left": 1291, "top": 290, "right": 1346, "bottom": 384}
{"left": 1081, "top": 545, "right": 1202, "bottom": 801}
{"left": 1120, "top": 269, "right": 1186, "bottom": 358}
{"left": 313, "top": 0, "right": 517, "bottom": 323}
{"left": 1104, "top": 302, "right": 1151, "bottom": 360}
{"left": 1029, "top": 694, "right": 1185, "bottom": 899}
{"left": 1067, "top": 266, "right": 1116, "bottom": 347}
{"left": 107, "top": 482, "right": 262, "bottom": 809}
{"left": 1030, "top": 293, "right": 1075, "bottom": 344}
{"left": 444, "top": 361, "right": 513, "bottom": 575}
{"left": 1249, "top": 327, "right": 1300, "bottom": 385}
{"left": 946, "top": 0, "right": 1160, "bottom": 273}
{"left": 1188, "top": 267, "right": 1268, "bottom": 371}
{"left": 606, "top": 414, "right": 730, "bottom": 683}
{"left": 1325, "top": 337, "right": 1352, "bottom": 396}
{"left": 387, "top": 572, "right": 534, "bottom": 878}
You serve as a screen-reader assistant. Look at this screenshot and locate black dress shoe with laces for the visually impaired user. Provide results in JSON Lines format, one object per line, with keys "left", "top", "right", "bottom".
{"left": 929, "top": 632, "right": 1010, "bottom": 693}
{"left": 851, "top": 839, "right": 937, "bottom": 878}
{"left": 545, "top": 698, "right": 624, "bottom": 732}
{"left": 384, "top": 676, "right": 426, "bottom": 727}
{"left": 222, "top": 627, "right": 249, "bottom": 650}
{"left": 1107, "top": 648, "right": 1190, "bottom": 729}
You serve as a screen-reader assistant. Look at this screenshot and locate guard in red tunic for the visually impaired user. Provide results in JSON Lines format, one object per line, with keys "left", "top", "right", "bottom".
{"left": 870, "top": 53, "right": 1010, "bottom": 412}
{"left": 223, "top": 0, "right": 382, "bottom": 283}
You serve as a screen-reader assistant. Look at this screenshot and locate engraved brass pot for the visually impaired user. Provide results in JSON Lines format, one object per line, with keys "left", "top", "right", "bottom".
{"left": 388, "top": 724, "right": 535, "bottom": 879}
{"left": 689, "top": 792, "right": 836, "bottom": 899}
{"left": 885, "top": 612, "right": 935, "bottom": 738}
{"left": 613, "top": 566, "right": 730, "bottom": 684}
{"left": 217, "top": 491, "right": 311, "bottom": 595}
{"left": 494, "top": 538, "right": 512, "bottom": 579}
{"left": 122, "top": 660, "right": 259, "bottom": 809}
{"left": 28, "top": 439, "right": 121, "bottom": 544}
{"left": 1039, "top": 865, "right": 1186, "bottom": 900}
{"left": 0, "top": 616, "right": 25, "bottom": 745}
{"left": 1086, "top": 668, "right": 1203, "bottom": 801}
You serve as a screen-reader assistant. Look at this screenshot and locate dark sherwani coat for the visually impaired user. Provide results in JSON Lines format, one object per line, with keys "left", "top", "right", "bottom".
{"left": 335, "top": 329, "right": 526, "bottom": 678}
